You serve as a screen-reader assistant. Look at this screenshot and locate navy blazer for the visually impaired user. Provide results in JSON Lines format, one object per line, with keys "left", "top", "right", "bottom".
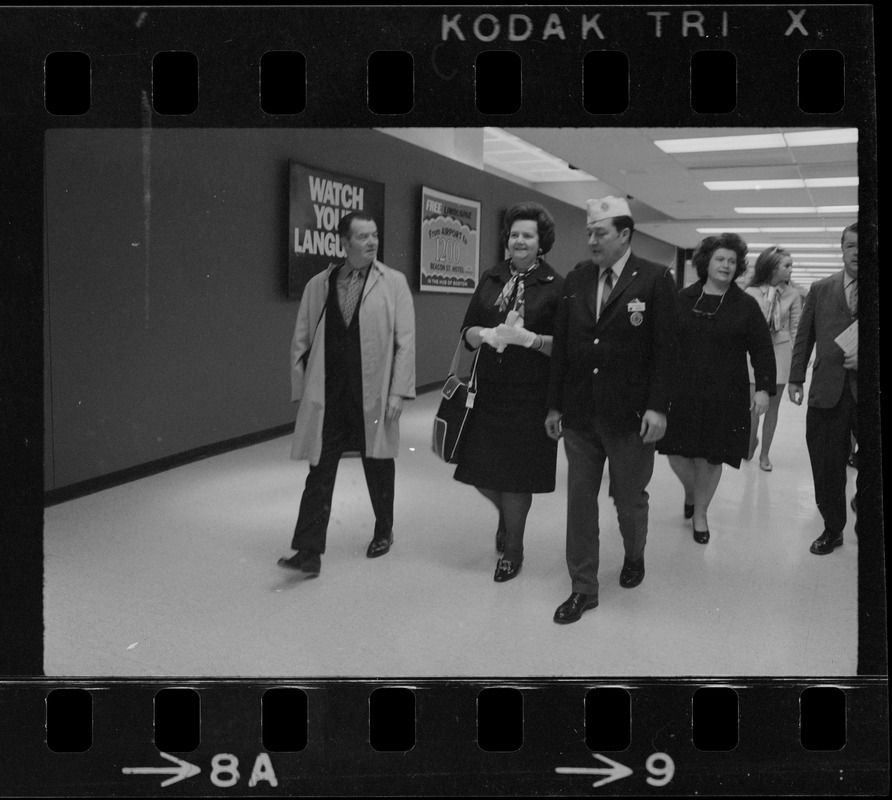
{"left": 790, "top": 270, "right": 858, "bottom": 408}
{"left": 548, "top": 252, "right": 679, "bottom": 431}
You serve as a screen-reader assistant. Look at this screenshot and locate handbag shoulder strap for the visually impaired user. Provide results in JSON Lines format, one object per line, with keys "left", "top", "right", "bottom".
{"left": 449, "top": 333, "right": 481, "bottom": 392}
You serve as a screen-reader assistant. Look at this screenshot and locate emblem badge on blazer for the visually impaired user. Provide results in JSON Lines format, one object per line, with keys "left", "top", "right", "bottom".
{"left": 628, "top": 298, "right": 645, "bottom": 327}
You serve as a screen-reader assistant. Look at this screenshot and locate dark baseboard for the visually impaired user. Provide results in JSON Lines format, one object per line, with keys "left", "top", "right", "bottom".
{"left": 44, "top": 422, "right": 295, "bottom": 507}
{"left": 45, "top": 385, "right": 445, "bottom": 506}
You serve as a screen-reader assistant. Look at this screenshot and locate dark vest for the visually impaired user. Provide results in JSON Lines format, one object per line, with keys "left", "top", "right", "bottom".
{"left": 324, "top": 266, "right": 364, "bottom": 414}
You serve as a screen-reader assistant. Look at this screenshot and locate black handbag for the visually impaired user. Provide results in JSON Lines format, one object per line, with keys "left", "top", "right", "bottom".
{"left": 432, "top": 336, "right": 480, "bottom": 464}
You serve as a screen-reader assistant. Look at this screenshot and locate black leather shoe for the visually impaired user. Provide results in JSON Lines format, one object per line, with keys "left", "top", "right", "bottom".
{"left": 553, "top": 592, "right": 599, "bottom": 624}
{"left": 810, "top": 531, "right": 843, "bottom": 555}
{"left": 619, "top": 557, "right": 645, "bottom": 588}
{"left": 277, "top": 551, "right": 321, "bottom": 576}
{"left": 366, "top": 533, "right": 393, "bottom": 558}
{"left": 684, "top": 503, "right": 695, "bottom": 520}
{"left": 495, "top": 527, "right": 506, "bottom": 554}
{"left": 494, "top": 557, "right": 522, "bottom": 582}
{"left": 693, "top": 528, "right": 710, "bottom": 544}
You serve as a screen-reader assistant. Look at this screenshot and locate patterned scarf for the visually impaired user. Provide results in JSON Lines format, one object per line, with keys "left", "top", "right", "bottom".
{"left": 495, "top": 259, "right": 540, "bottom": 315}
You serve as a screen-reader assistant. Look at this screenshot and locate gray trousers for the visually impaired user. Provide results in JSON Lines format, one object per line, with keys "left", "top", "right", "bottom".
{"left": 563, "top": 422, "right": 655, "bottom": 596}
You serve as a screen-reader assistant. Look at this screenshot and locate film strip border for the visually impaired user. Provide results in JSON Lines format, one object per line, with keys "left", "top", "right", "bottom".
{"left": 0, "top": 6, "right": 877, "bottom": 126}
{"left": 1, "top": 680, "right": 888, "bottom": 795}
{"left": 0, "top": 5, "right": 883, "bottom": 796}
{"left": 39, "top": 40, "right": 848, "bottom": 118}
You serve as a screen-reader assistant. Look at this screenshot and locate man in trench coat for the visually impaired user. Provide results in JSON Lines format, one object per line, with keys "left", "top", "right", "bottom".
{"left": 278, "top": 211, "right": 416, "bottom": 576}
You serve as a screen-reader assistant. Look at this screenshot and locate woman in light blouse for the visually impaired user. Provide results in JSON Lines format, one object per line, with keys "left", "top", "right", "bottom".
{"left": 744, "top": 246, "right": 803, "bottom": 471}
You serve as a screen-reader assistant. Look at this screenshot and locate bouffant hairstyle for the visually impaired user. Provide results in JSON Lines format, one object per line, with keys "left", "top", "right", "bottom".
{"left": 750, "top": 246, "right": 791, "bottom": 287}
{"left": 337, "top": 210, "right": 376, "bottom": 239}
{"left": 501, "top": 201, "right": 556, "bottom": 255}
{"left": 692, "top": 233, "right": 749, "bottom": 282}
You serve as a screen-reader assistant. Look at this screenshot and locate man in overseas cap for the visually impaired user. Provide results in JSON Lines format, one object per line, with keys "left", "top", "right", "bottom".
{"left": 546, "top": 196, "right": 678, "bottom": 623}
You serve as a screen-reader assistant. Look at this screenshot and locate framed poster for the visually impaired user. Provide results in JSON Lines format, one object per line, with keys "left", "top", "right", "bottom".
{"left": 419, "top": 186, "right": 481, "bottom": 294}
{"left": 287, "top": 162, "right": 385, "bottom": 299}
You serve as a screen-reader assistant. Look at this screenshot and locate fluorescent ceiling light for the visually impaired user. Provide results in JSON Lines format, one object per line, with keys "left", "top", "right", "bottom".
{"left": 735, "top": 206, "right": 858, "bottom": 214}
{"left": 736, "top": 207, "right": 819, "bottom": 214}
{"left": 705, "top": 177, "right": 859, "bottom": 191}
{"left": 797, "top": 262, "right": 843, "bottom": 267}
{"left": 761, "top": 227, "right": 847, "bottom": 233}
{"left": 703, "top": 229, "right": 845, "bottom": 240}
{"left": 789, "top": 253, "right": 843, "bottom": 258}
{"left": 806, "top": 177, "right": 860, "bottom": 188}
{"left": 706, "top": 179, "right": 803, "bottom": 191}
{"left": 784, "top": 129, "right": 858, "bottom": 146}
{"left": 654, "top": 128, "right": 857, "bottom": 154}
{"left": 656, "top": 134, "right": 785, "bottom": 153}
{"left": 748, "top": 242, "right": 838, "bottom": 248}
{"left": 696, "top": 227, "right": 761, "bottom": 233}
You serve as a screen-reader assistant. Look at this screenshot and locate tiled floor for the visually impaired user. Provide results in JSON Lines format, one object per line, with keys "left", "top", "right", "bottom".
{"left": 44, "top": 390, "right": 858, "bottom": 677}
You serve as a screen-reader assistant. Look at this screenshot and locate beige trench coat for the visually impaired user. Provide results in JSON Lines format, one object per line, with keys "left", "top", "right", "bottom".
{"left": 290, "top": 260, "right": 416, "bottom": 465}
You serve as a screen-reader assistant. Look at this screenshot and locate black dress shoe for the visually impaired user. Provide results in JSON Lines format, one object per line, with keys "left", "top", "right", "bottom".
{"left": 684, "top": 503, "right": 695, "bottom": 520}
{"left": 619, "top": 557, "right": 645, "bottom": 588}
{"left": 495, "top": 527, "right": 506, "bottom": 554}
{"left": 693, "top": 528, "right": 710, "bottom": 544}
{"left": 277, "top": 551, "right": 321, "bottom": 576}
{"left": 553, "top": 592, "right": 599, "bottom": 624}
{"left": 810, "top": 531, "right": 843, "bottom": 555}
{"left": 366, "top": 532, "right": 393, "bottom": 558}
{"left": 494, "top": 557, "right": 522, "bottom": 582}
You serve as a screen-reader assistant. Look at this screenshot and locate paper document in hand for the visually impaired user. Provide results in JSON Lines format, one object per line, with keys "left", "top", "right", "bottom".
{"left": 834, "top": 320, "right": 858, "bottom": 356}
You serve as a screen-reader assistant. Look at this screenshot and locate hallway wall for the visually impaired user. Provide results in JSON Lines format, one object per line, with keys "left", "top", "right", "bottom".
{"left": 44, "top": 128, "right": 677, "bottom": 490}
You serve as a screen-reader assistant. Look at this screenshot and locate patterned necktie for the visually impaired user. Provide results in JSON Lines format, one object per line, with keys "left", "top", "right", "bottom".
{"left": 599, "top": 267, "right": 614, "bottom": 318}
{"left": 766, "top": 286, "right": 781, "bottom": 332}
{"left": 848, "top": 279, "right": 858, "bottom": 316}
{"left": 342, "top": 269, "right": 364, "bottom": 322}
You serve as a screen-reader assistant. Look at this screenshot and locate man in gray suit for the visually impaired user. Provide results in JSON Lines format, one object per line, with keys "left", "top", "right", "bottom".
{"left": 789, "top": 222, "right": 858, "bottom": 555}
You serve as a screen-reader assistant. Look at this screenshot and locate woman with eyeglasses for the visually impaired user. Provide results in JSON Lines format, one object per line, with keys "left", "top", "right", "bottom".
{"left": 744, "top": 246, "right": 802, "bottom": 471}
{"left": 657, "top": 233, "right": 776, "bottom": 543}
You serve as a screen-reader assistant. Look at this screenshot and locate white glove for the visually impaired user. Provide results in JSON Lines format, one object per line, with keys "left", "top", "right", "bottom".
{"left": 495, "top": 323, "right": 538, "bottom": 348}
{"left": 479, "top": 327, "right": 505, "bottom": 352}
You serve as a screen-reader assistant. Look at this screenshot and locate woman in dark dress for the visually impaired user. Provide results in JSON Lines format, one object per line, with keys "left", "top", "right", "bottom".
{"left": 658, "top": 233, "right": 776, "bottom": 544}
{"left": 454, "top": 201, "right": 564, "bottom": 582}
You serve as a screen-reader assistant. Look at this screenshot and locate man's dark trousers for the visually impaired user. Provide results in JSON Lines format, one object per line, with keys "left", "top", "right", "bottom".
{"left": 290, "top": 392, "right": 394, "bottom": 554}
{"left": 805, "top": 372, "right": 857, "bottom": 537}
{"left": 290, "top": 271, "right": 394, "bottom": 554}
{"left": 563, "top": 419, "right": 654, "bottom": 597}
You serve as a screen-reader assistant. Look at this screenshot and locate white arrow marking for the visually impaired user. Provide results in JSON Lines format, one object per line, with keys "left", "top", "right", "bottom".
{"left": 555, "top": 753, "right": 633, "bottom": 788}
{"left": 122, "top": 751, "right": 201, "bottom": 787}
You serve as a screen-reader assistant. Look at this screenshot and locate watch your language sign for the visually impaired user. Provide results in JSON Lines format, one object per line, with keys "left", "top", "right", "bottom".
{"left": 288, "top": 162, "right": 385, "bottom": 298}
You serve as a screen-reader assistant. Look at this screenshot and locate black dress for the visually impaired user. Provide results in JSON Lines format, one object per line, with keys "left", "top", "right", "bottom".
{"left": 453, "top": 260, "right": 564, "bottom": 493}
{"left": 657, "top": 281, "right": 776, "bottom": 468}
